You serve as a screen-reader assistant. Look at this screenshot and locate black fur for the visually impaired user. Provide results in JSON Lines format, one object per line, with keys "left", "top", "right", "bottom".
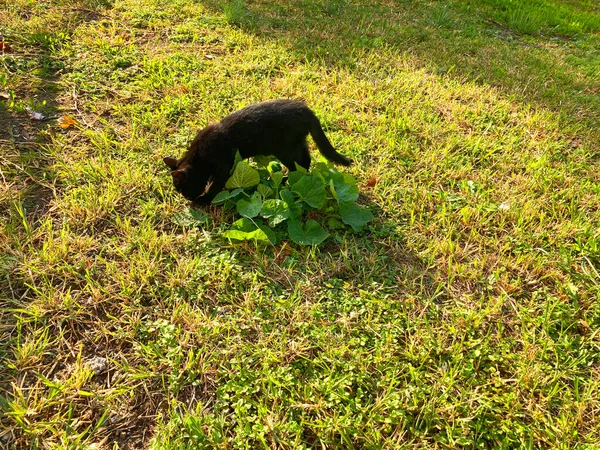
{"left": 163, "top": 99, "right": 352, "bottom": 204}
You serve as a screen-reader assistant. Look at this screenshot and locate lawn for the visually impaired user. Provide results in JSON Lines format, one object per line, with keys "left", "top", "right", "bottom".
{"left": 1, "top": 0, "right": 599, "bottom": 448}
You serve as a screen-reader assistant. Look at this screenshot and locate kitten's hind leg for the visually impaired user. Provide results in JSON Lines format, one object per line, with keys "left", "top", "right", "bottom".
{"left": 296, "top": 141, "right": 311, "bottom": 170}
{"left": 281, "top": 141, "right": 311, "bottom": 171}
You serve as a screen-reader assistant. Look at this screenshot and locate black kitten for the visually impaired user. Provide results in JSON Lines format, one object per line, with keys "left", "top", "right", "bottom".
{"left": 163, "top": 99, "right": 352, "bottom": 204}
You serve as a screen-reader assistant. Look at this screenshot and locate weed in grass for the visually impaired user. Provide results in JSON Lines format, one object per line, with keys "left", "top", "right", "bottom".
{"left": 223, "top": 0, "right": 254, "bottom": 28}
{"left": 430, "top": 6, "right": 454, "bottom": 29}
{"left": 195, "top": 157, "right": 374, "bottom": 245}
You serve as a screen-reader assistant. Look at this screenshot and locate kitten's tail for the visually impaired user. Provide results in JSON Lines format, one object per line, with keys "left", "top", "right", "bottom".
{"left": 309, "top": 115, "right": 352, "bottom": 166}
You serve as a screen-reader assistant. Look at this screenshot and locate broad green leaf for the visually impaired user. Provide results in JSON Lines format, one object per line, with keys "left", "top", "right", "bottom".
{"left": 255, "top": 221, "right": 278, "bottom": 244}
{"left": 271, "top": 171, "right": 283, "bottom": 188}
{"left": 230, "top": 217, "right": 257, "bottom": 232}
{"left": 233, "top": 150, "right": 243, "bottom": 166}
{"left": 339, "top": 201, "right": 374, "bottom": 231}
{"left": 294, "top": 163, "right": 308, "bottom": 173}
{"left": 257, "top": 167, "right": 270, "bottom": 181}
{"left": 329, "top": 179, "right": 337, "bottom": 201}
{"left": 316, "top": 166, "right": 337, "bottom": 184}
{"left": 327, "top": 218, "right": 346, "bottom": 230}
{"left": 291, "top": 175, "right": 326, "bottom": 209}
{"left": 280, "top": 188, "right": 303, "bottom": 218}
{"left": 236, "top": 191, "right": 262, "bottom": 218}
{"left": 225, "top": 160, "right": 260, "bottom": 189}
{"left": 173, "top": 208, "right": 208, "bottom": 227}
{"left": 257, "top": 184, "right": 274, "bottom": 199}
{"left": 230, "top": 188, "right": 244, "bottom": 199}
{"left": 287, "top": 170, "right": 305, "bottom": 187}
{"left": 222, "top": 218, "right": 276, "bottom": 244}
{"left": 267, "top": 161, "right": 283, "bottom": 174}
{"left": 211, "top": 188, "right": 244, "bottom": 204}
{"left": 211, "top": 190, "right": 231, "bottom": 204}
{"left": 330, "top": 174, "right": 359, "bottom": 202}
{"left": 222, "top": 228, "right": 270, "bottom": 242}
{"left": 313, "top": 170, "right": 327, "bottom": 187}
{"left": 313, "top": 162, "right": 331, "bottom": 176}
{"left": 260, "top": 199, "right": 290, "bottom": 227}
{"left": 288, "top": 219, "right": 329, "bottom": 246}
{"left": 253, "top": 155, "right": 276, "bottom": 168}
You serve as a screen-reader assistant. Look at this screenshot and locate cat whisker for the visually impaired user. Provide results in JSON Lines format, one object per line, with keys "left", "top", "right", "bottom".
{"left": 195, "top": 178, "right": 214, "bottom": 201}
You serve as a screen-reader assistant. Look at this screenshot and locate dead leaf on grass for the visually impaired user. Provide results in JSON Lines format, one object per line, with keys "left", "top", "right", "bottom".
{"left": 58, "top": 115, "right": 78, "bottom": 129}
{"left": 274, "top": 243, "right": 293, "bottom": 265}
{"left": 366, "top": 178, "right": 380, "bottom": 188}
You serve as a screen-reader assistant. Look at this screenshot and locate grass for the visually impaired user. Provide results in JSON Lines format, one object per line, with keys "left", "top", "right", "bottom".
{"left": 1, "top": 0, "right": 599, "bottom": 447}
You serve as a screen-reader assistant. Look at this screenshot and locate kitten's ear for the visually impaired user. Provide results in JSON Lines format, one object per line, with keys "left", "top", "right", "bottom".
{"left": 171, "top": 169, "right": 187, "bottom": 182}
{"left": 163, "top": 156, "right": 178, "bottom": 170}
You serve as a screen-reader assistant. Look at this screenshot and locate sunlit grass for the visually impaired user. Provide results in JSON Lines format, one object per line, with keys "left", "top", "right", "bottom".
{"left": 1, "top": 0, "right": 599, "bottom": 447}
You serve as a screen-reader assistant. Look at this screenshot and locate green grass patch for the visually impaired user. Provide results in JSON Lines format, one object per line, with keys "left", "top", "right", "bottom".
{"left": 1, "top": 0, "right": 599, "bottom": 447}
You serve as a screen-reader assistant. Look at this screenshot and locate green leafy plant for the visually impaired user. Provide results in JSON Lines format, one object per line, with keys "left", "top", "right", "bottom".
{"left": 212, "top": 157, "right": 373, "bottom": 245}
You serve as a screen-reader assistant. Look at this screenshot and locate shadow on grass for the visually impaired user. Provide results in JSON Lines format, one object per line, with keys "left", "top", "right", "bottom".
{"left": 0, "top": 2, "right": 161, "bottom": 449}
{"left": 199, "top": 0, "right": 600, "bottom": 132}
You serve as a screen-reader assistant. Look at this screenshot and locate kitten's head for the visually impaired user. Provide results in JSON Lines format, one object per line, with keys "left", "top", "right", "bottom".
{"left": 163, "top": 156, "right": 222, "bottom": 205}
